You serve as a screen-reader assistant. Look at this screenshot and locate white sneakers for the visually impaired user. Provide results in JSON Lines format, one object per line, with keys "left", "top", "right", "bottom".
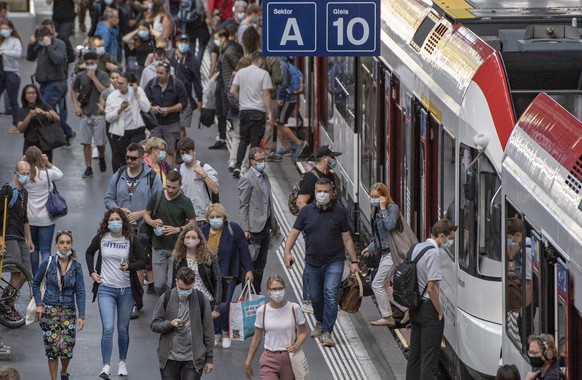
{"left": 118, "top": 361, "right": 128, "bottom": 376}
{"left": 302, "top": 300, "right": 314, "bottom": 314}
{"left": 222, "top": 336, "right": 232, "bottom": 349}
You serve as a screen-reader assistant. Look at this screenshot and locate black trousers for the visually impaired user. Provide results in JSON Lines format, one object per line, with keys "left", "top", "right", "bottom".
{"left": 160, "top": 360, "right": 202, "bottom": 380}
{"left": 235, "top": 109, "right": 266, "bottom": 168}
{"left": 250, "top": 224, "right": 270, "bottom": 293}
{"left": 406, "top": 300, "right": 445, "bottom": 380}
{"left": 107, "top": 127, "right": 146, "bottom": 172}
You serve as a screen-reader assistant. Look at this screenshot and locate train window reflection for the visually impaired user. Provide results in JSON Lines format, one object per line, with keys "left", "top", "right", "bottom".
{"left": 441, "top": 130, "right": 455, "bottom": 260}
{"left": 327, "top": 57, "right": 356, "bottom": 132}
{"left": 360, "top": 58, "right": 379, "bottom": 190}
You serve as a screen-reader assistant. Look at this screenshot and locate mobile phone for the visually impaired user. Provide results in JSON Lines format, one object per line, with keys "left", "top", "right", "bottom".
{"left": 119, "top": 258, "right": 127, "bottom": 269}
{"left": 289, "top": 258, "right": 295, "bottom": 267}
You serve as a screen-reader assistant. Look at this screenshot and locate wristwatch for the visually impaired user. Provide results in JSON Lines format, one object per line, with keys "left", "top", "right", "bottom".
{"left": 351, "top": 260, "right": 358, "bottom": 264}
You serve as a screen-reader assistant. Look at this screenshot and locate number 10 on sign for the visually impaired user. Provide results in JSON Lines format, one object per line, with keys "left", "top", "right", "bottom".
{"left": 327, "top": 2, "right": 377, "bottom": 53}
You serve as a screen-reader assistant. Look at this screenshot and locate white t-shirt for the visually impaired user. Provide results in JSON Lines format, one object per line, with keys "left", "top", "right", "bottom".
{"left": 180, "top": 161, "right": 219, "bottom": 222}
{"left": 100, "top": 233, "right": 131, "bottom": 289}
{"left": 255, "top": 302, "right": 305, "bottom": 352}
{"left": 25, "top": 166, "right": 64, "bottom": 226}
{"left": 232, "top": 65, "right": 273, "bottom": 112}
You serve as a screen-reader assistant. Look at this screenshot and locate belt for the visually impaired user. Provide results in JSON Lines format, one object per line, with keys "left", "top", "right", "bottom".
{"left": 265, "top": 349, "right": 287, "bottom": 353}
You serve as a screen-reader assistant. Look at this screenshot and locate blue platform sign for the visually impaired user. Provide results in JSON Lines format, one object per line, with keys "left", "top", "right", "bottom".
{"left": 263, "top": 0, "right": 380, "bottom": 56}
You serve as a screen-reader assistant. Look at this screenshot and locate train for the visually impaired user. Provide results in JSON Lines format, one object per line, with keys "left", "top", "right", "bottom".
{"left": 287, "top": 0, "right": 582, "bottom": 378}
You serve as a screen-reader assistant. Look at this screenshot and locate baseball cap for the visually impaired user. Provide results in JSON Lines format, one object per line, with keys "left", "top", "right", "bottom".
{"left": 315, "top": 145, "right": 342, "bottom": 158}
{"left": 178, "top": 34, "right": 189, "bottom": 41}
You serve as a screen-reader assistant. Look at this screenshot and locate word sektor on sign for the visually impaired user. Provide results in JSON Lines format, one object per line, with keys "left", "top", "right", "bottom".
{"left": 263, "top": 0, "right": 379, "bottom": 56}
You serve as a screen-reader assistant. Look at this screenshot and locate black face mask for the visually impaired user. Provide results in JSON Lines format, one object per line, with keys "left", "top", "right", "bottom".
{"left": 559, "top": 357, "right": 565, "bottom": 367}
{"left": 529, "top": 355, "right": 545, "bottom": 368}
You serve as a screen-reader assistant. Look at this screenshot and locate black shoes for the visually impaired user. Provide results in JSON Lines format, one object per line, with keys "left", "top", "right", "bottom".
{"left": 65, "top": 131, "right": 76, "bottom": 146}
{"left": 233, "top": 168, "right": 241, "bottom": 178}
{"left": 82, "top": 167, "right": 93, "bottom": 178}
{"left": 209, "top": 140, "right": 227, "bottom": 150}
{"left": 99, "top": 157, "right": 107, "bottom": 173}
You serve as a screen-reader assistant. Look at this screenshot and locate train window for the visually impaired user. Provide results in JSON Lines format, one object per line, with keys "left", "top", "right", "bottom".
{"left": 326, "top": 57, "right": 356, "bottom": 133}
{"left": 458, "top": 145, "right": 502, "bottom": 278}
{"left": 439, "top": 130, "right": 455, "bottom": 260}
{"left": 360, "top": 57, "right": 380, "bottom": 189}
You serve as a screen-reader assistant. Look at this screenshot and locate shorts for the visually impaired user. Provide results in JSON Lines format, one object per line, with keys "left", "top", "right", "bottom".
{"left": 276, "top": 102, "right": 296, "bottom": 125}
{"left": 79, "top": 115, "right": 107, "bottom": 146}
{"left": 150, "top": 121, "right": 180, "bottom": 154}
{"left": 4, "top": 239, "right": 32, "bottom": 276}
{"left": 179, "top": 101, "right": 194, "bottom": 129}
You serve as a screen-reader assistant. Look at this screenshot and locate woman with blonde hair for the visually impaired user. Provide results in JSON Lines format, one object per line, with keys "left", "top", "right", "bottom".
{"left": 23, "top": 146, "right": 64, "bottom": 276}
{"left": 171, "top": 225, "right": 222, "bottom": 319}
{"left": 362, "top": 182, "right": 408, "bottom": 327}
{"left": 143, "top": 0, "right": 174, "bottom": 44}
{"left": 200, "top": 203, "right": 253, "bottom": 349}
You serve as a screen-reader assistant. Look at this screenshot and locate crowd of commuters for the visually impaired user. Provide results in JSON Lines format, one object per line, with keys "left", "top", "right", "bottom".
{"left": 0, "top": 1, "right": 562, "bottom": 379}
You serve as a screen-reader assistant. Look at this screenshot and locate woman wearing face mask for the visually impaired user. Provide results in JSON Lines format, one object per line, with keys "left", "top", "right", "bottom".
{"left": 200, "top": 203, "right": 254, "bottom": 349}
{"left": 23, "top": 146, "right": 64, "bottom": 277}
{"left": 361, "top": 182, "right": 409, "bottom": 327}
{"left": 16, "top": 84, "right": 61, "bottom": 163}
{"left": 0, "top": 20, "right": 22, "bottom": 134}
{"left": 525, "top": 334, "right": 559, "bottom": 380}
{"left": 143, "top": 137, "right": 170, "bottom": 189}
{"left": 171, "top": 225, "right": 222, "bottom": 320}
{"left": 245, "top": 275, "right": 308, "bottom": 380}
{"left": 144, "top": 0, "right": 174, "bottom": 44}
{"left": 32, "top": 230, "right": 85, "bottom": 380}
{"left": 85, "top": 209, "right": 145, "bottom": 379}
{"left": 122, "top": 21, "right": 157, "bottom": 80}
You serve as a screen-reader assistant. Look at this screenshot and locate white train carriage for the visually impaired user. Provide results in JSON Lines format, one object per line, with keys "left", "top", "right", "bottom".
{"left": 501, "top": 93, "right": 582, "bottom": 379}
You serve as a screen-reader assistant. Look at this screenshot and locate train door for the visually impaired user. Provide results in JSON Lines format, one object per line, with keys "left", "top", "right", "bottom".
{"left": 387, "top": 77, "right": 403, "bottom": 208}
{"left": 403, "top": 95, "right": 421, "bottom": 234}
{"left": 359, "top": 57, "right": 385, "bottom": 225}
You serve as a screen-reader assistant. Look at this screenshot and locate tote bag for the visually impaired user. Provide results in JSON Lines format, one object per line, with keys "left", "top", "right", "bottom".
{"left": 289, "top": 305, "right": 310, "bottom": 380}
{"left": 229, "top": 281, "right": 265, "bottom": 341}
{"left": 46, "top": 170, "right": 68, "bottom": 219}
{"left": 389, "top": 212, "right": 419, "bottom": 267}
{"left": 38, "top": 120, "right": 66, "bottom": 151}
{"left": 26, "top": 257, "right": 52, "bottom": 325}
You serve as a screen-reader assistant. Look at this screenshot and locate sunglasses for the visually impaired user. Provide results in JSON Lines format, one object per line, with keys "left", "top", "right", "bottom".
{"left": 125, "top": 155, "right": 140, "bottom": 161}
{"left": 56, "top": 230, "right": 73, "bottom": 238}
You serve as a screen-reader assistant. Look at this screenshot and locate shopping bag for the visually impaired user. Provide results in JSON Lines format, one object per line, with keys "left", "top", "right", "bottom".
{"left": 26, "top": 257, "right": 52, "bottom": 325}
{"left": 229, "top": 281, "right": 265, "bottom": 341}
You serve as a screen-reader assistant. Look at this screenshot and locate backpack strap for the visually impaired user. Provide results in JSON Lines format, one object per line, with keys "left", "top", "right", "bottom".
{"left": 7, "top": 183, "right": 18, "bottom": 208}
{"left": 412, "top": 245, "right": 433, "bottom": 264}
{"left": 151, "top": 190, "right": 164, "bottom": 219}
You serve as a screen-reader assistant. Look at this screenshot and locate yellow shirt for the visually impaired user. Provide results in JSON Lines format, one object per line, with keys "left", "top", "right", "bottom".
{"left": 207, "top": 229, "right": 222, "bottom": 256}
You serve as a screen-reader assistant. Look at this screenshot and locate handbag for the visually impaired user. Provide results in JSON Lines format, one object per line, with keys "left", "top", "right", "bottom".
{"left": 45, "top": 170, "right": 68, "bottom": 219}
{"left": 26, "top": 256, "right": 52, "bottom": 325}
{"left": 339, "top": 272, "right": 364, "bottom": 314}
{"left": 229, "top": 281, "right": 265, "bottom": 341}
{"left": 388, "top": 212, "right": 419, "bottom": 267}
{"left": 38, "top": 119, "right": 67, "bottom": 151}
{"left": 140, "top": 109, "right": 159, "bottom": 131}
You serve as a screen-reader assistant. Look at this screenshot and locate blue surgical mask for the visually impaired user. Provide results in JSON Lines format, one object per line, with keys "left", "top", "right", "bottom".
{"left": 178, "top": 43, "right": 189, "bottom": 53}
{"left": 138, "top": 30, "right": 149, "bottom": 39}
{"left": 237, "top": 12, "right": 245, "bottom": 21}
{"left": 507, "top": 238, "right": 520, "bottom": 250}
{"left": 256, "top": 162, "right": 266, "bottom": 172}
{"left": 95, "top": 46, "right": 106, "bottom": 55}
{"left": 209, "top": 217, "right": 223, "bottom": 230}
{"left": 57, "top": 250, "right": 72, "bottom": 259}
{"left": 104, "top": 0, "right": 113, "bottom": 5}
{"left": 270, "top": 289, "right": 285, "bottom": 303}
{"left": 158, "top": 150, "right": 167, "bottom": 160}
{"left": 108, "top": 220, "right": 123, "bottom": 232}
{"left": 147, "top": 3, "right": 152, "bottom": 12}
{"left": 17, "top": 174, "right": 30, "bottom": 186}
{"left": 441, "top": 239, "right": 453, "bottom": 249}
{"left": 315, "top": 192, "right": 330, "bottom": 205}
{"left": 329, "top": 158, "right": 338, "bottom": 169}
{"left": 153, "top": 59, "right": 163, "bottom": 66}
{"left": 181, "top": 154, "right": 193, "bottom": 164}
{"left": 369, "top": 198, "right": 380, "bottom": 208}
{"left": 177, "top": 288, "right": 193, "bottom": 297}
{"left": 86, "top": 65, "right": 97, "bottom": 71}
{"left": 38, "top": 40, "right": 45, "bottom": 47}
{"left": 0, "top": 29, "right": 11, "bottom": 38}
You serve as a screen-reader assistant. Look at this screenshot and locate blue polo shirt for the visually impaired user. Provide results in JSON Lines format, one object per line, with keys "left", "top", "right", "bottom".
{"left": 293, "top": 202, "right": 350, "bottom": 266}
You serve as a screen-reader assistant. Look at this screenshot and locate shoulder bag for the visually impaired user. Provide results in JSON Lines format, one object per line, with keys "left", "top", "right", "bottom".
{"left": 38, "top": 117, "right": 67, "bottom": 151}
{"left": 26, "top": 256, "right": 53, "bottom": 325}
{"left": 388, "top": 212, "right": 419, "bottom": 267}
{"left": 46, "top": 170, "right": 68, "bottom": 219}
{"left": 339, "top": 272, "right": 364, "bottom": 314}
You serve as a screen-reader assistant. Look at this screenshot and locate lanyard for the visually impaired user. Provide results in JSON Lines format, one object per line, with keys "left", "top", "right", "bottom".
{"left": 55, "top": 258, "right": 73, "bottom": 296}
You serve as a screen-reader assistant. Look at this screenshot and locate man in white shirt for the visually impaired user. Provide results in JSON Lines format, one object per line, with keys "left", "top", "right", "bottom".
{"left": 176, "top": 137, "right": 219, "bottom": 227}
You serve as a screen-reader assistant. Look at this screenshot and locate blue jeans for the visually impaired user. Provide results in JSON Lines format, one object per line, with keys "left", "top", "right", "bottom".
{"left": 29, "top": 224, "right": 55, "bottom": 277}
{"left": 304, "top": 260, "right": 344, "bottom": 334}
{"left": 0, "top": 71, "right": 21, "bottom": 126}
{"left": 215, "top": 277, "right": 241, "bottom": 334}
{"left": 40, "top": 80, "right": 73, "bottom": 137}
{"left": 97, "top": 285, "right": 135, "bottom": 364}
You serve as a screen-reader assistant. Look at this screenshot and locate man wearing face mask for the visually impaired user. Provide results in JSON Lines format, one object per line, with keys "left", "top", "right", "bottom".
{"left": 296, "top": 145, "right": 340, "bottom": 211}
{"left": 405, "top": 219, "right": 457, "bottom": 380}
{"left": 169, "top": 34, "right": 203, "bottom": 138}
{"left": 176, "top": 137, "right": 219, "bottom": 227}
{"left": 236, "top": 4, "right": 261, "bottom": 44}
{"left": 0, "top": 161, "right": 34, "bottom": 321}
{"left": 144, "top": 170, "right": 196, "bottom": 295}
{"left": 284, "top": 177, "right": 359, "bottom": 348}
{"left": 72, "top": 52, "right": 110, "bottom": 178}
{"left": 139, "top": 47, "right": 174, "bottom": 89}
{"left": 85, "top": 36, "right": 122, "bottom": 73}
{"left": 152, "top": 267, "right": 214, "bottom": 379}
{"left": 237, "top": 147, "right": 277, "bottom": 293}
{"left": 220, "top": 0, "right": 247, "bottom": 29}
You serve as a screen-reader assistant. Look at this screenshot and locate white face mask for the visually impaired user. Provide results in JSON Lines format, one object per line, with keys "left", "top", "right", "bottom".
{"left": 181, "top": 154, "right": 193, "bottom": 164}
{"left": 95, "top": 46, "right": 106, "bottom": 55}
{"left": 270, "top": 289, "right": 285, "bottom": 303}
{"left": 315, "top": 192, "right": 330, "bottom": 205}
{"left": 184, "top": 238, "right": 200, "bottom": 249}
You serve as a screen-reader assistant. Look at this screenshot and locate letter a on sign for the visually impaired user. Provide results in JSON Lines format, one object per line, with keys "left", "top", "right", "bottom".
{"left": 280, "top": 18, "right": 304, "bottom": 46}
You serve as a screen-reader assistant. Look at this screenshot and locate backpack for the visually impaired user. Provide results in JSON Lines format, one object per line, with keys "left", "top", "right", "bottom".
{"left": 177, "top": 0, "right": 205, "bottom": 26}
{"left": 282, "top": 60, "right": 304, "bottom": 95}
{"left": 287, "top": 170, "right": 320, "bottom": 216}
{"left": 114, "top": 165, "right": 158, "bottom": 191}
{"left": 392, "top": 244, "right": 433, "bottom": 310}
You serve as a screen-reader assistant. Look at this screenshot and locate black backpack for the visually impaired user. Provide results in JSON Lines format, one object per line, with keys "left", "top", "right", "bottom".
{"left": 392, "top": 244, "right": 433, "bottom": 309}
{"left": 177, "top": 0, "right": 205, "bottom": 26}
